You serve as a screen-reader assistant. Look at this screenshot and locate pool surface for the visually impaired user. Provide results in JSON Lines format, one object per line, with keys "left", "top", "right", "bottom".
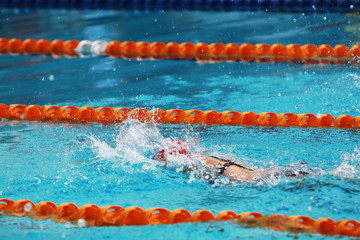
{"left": 1, "top": 8, "right": 360, "bottom": 240}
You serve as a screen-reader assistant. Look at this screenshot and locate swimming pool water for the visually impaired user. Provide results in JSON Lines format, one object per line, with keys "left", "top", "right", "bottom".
{"left": 0, "top": 8, "right": 360, "bottom": 240}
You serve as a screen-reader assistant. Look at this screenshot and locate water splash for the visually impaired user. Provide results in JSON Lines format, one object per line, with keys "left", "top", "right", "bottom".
{"left": 82, "top": 119, "right": 338, "bottom": 186}
{"left": 330, "top": 148, "right": 360, "bottom": 179}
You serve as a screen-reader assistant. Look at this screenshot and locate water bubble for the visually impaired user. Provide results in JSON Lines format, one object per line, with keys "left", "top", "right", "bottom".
{"left": 65, "top": 222, "right": 71, "bottom": 228}
{"left": 78, "top": 219, "right": 86, "bottom": 227}
{"left": 48, "top": 74, "right": 54, "bottom": 81}
{"left": 154, "top": 18, "right": 158, "bottom": 22}
{"left": 24, "top": 203, "right": 33, "bottom": 212}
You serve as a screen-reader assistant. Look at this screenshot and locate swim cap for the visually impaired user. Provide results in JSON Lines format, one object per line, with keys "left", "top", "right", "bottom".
{"left": 153, "top": 141, "right": 189, "bottom": 160}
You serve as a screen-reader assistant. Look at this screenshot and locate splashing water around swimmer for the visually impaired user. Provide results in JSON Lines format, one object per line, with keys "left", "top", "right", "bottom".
{"left": 83, "top": 119, "right": 360, "bottom": 185}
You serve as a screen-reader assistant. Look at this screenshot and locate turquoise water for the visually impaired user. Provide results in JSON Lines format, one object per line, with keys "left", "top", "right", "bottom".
{"left": 1, "top": 9, "right": 360, "bottom": 240}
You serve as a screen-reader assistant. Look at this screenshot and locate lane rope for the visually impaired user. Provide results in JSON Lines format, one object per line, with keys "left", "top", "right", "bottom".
{"left": 1, "top": 38, "right": 360, "bottom": 65}
{"left": 0, "top": 0, "right": 359, "bottom": 13}
{"left": 0, "top": 198, "right": 359, "bottom": 236}
{"left": 1, "top": 104, "right": 359, "bottom": 129}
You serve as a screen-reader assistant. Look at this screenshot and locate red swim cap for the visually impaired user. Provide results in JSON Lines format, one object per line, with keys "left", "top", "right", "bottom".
{"left": 153, "top": 141, "right": 189, "bottom": 160}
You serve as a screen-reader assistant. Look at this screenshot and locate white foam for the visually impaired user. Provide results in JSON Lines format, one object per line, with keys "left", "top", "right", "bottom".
{"left": 75, "top": 40, "right": 92, "bottom": 56}
{"left": 330, "top": 148, "right": 360, "bottom": 179}
{"left": 83, "top": 119, "right": 327, "bottom": 186}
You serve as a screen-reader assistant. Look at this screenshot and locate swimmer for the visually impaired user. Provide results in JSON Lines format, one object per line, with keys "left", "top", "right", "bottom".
{"left": 153, "top": 140, "right": 309, "bottom": 182}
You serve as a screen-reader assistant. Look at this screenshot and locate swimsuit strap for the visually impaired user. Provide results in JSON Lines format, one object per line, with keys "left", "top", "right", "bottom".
{"left": 210, "top": 156, "right": 254, "bottom": 175}
{"left": 218, "top": 161, "right": 236, "bottom": 175}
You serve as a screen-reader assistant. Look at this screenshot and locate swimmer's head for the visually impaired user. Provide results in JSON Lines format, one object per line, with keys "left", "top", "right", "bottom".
{"left": 153, "top": 141, "right": 190, "bottom": 161}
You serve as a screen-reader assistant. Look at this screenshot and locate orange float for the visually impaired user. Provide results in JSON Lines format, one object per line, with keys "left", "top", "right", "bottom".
{"left": 63, "top": 40, "right": 79, "bottom": 56}
{"left": 301, "top": 44, "right": 318, "bottom": 58}
{"left": 120, "top": 41, "right": 137, "bottom": 58}
{"left": 31, "top": 201, "right": 57, "bottom": 220}
{"left": 147, "top": 108, "right": 167, "bottom": 123}
{"left": 270, "top": 44, "right": 286, "bottom": 62}
{"left": 202, "top": 110, "right": 221, "bottom": 125}
{"left": 333, "top": 44, "right": 350, "bottom": 58}
{"left": 286, "top": 44, "right": 302, "bottom": 62}
{"left": 7, "top": 38, "right": 23, "bottom": 54}
{"left": 215, "top": 210, "right": 238, "bottom": 221}
{"left": 191, "top": 210, "right": 215, "bottom": 222}
{"left": 165, "top": 42, "right": 180, "bottom": 59}
{"left": 184, "top": 110, "right": 203, "bottom": 124}
{"left": 335, "top": 220, "right": 360, "bottom": 237}
{"left": 114, "top": 107, "right": 131, "bottom": 121}
{"left": 136, "top": 41, "right": 151, "bottom": 58}
{"left": 318, "top": 114, "right": 335, "bottom": 127}
{"left": 0, "top": 104, "right": 9, "bottom": 119}
{"left": 239, "top": 43, "right": 255, "bottom": 62}
{"left": 8, "top": 104, "right": 27, "bottom": 119}
{"left": 98, "top": 206, "right": 124, "bottom": 226}
{"left": 297, "top": 113, "right": 318, "bottom": 127}
{"left": 195, "top": 42, "right": 209, "bottom": 60}
{"left": 77, "top": 106, "right": 96, "bottom": 122}
{"left": 178, "top": 42, "right": 195, "bottom": 60}
{"left": 208, "top": 42, "right": 225, "bottom": 61}
{"left": 313, "top": 218, "right": 336, "bottom": 235}
{"left": 0, "top": 198, "right": 15, "bottom": 211}
{"left": 51, "top": 39, "right": 65, "bottom": 56}
{"left": 59, "top": 106, "right": 79, "bottom": 121}
{"left": 36, "top": 39, "right": 52, "bottom": 55}
{"left": 130, "top": 108, "right": 148, "bottom": 121}
{"left": 223, "top": 43, "right": 239, "bottom": 61}
{"left": 277, "top": 112, "right": 297, "bottom": 126}
{"left": 288, "top": 215, "right": 315, "bottom": 227}
{"left": 149, "top": 42, "right": 166, "bottom": 59}
{"left": 2, "top": 198, "right": 360, "bottom": 237}
{"left": 105, "top": 41, "right": 122, "bottom": 58}
{"left": 255, "top": 43, "right": 271, "bottom": 56}
{"left": 258, "top": 112, "right": 277, "bottom": 126}
{"left": 317, "top": 44, "right": 334, "bottom": 58}
{"left": 52, "top": 203, "right": 79, "bottom": 223}
{"left": 23, "top": 105, "right": 43, "bottom": 121}
{"left": 220, "top": 111, "right": 241, "bottom": 125}
{"left": 350, "top": 45, "right": 360, "bottom": 58}
{"left": 95, "top": 107, "right": 115, "bottom": 123}
{"left": 117, "top": 207, "right": 145, "bottom": 226}
{"left": 42, "top": 105, "right": 61, "bottom": 120}
{"left": 166, "top": 109, "right": 186, "bottom": 124}
{"left": 8, "top": 199, "right": 35, "bottom": 217}
{"left": 0, "top": 38, "right": 9, "bottom": 53}
{"left": 144, "top": 208, "right": 171, "bottom": 225}
{"left": 167, "top": 209, "right": 192, "bottom": 224}
{"left": 22, "top": 39, "right": 37, "bottom": 55}
{"left": 77, "top": 204, "right": 102, "bottom": 226}
{"left": 335, "top": 114, "right": 354, "bottom": 128}
{"left": 239, "top": 111, "right": 258, "bottom": 125}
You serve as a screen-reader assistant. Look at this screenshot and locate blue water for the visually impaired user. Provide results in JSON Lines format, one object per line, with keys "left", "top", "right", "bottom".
{"left": 0, "top": 8, "right": 360, "bottom": 240}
